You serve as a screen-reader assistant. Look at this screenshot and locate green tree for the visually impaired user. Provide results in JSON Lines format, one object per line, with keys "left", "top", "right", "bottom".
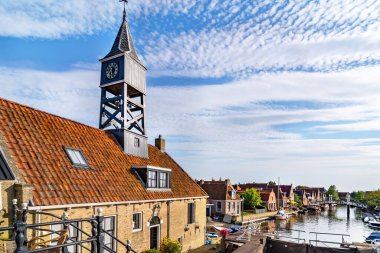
{"left": 268, "top": 181, "right": 276, "bottom": 186}
{"left": 240, "top": 188, "right": 262, "bottom": 209}
{"left": 364, "top": 190, "right": 380, "bottom": 209}
{"left": 351, "top": 191, "right": 365, "bottom": 203}
{"left": 293, "top": 194, "right": 302, "bottom": 207}
{"left": 326, "top": 185, "right": 339, "bottom": 201}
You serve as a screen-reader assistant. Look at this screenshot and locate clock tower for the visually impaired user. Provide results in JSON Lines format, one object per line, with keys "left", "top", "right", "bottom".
{"left": 99, "top": 9, "right": 148, "bottom": 158}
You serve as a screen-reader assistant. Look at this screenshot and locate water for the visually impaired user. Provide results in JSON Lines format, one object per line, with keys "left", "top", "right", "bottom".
{"left": 261, "top": 206, "right": 375, "bottom": 244}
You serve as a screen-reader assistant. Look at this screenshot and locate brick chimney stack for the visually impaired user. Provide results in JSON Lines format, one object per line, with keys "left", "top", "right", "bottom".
{"left": 155, "top": 135, "right": 165, "bottom": 152}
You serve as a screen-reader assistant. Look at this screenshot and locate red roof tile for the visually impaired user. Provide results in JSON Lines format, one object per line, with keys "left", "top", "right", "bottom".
{"left": 0, "top": 98, "right": 208, "bottom": 206}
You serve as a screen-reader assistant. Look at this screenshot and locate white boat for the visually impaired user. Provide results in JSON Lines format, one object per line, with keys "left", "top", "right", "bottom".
{"left": 368, "top": 220, "right": 380, "bottom": 229}
{"left": 275, "top": 210, "right": 288, "bottom": 220}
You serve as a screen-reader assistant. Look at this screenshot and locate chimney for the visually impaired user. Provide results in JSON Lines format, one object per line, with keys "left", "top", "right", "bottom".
{"left": 155, "top": 135, "right": 165, "bottom": 152}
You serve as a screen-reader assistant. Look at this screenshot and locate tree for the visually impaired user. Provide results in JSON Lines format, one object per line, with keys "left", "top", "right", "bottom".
{"left": 240, "top": 188, "right": 262, "bottom": 209}
{"left": 293, "top": 194, "right": 302, "bottom": 207}
{"left": 326, "top": 185, "right": 339, "bottom": 201}
{"left": 268, "top": 181, "right": 276, "bottom": 186}
{"left": 364, "top": 190, "right": 380, "bottom": 209}
{"left": 351, "top": 191, "right": 365, "bottom": 203}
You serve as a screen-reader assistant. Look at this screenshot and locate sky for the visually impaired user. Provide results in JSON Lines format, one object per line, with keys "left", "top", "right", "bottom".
{"left": 0, "top": 0, "right": 379, "bottom": 191}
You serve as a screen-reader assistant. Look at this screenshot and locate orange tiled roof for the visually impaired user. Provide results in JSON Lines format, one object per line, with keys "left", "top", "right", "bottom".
{"left": 198, "top": 180, "right": 240, "bottom": 201}
{"left": 0, "top": 98, "right": 208, "bottom": 206}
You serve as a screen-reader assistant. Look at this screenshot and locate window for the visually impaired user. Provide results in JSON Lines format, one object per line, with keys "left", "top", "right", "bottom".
{"left": 104, "top": 216, "right": 116, "bottom": 251}
{"left": 232, "top": 202, "right": 235, "bottom": 212}
{"left": 188, "top": 203, "right": 195, "bottom": 224}
{"left": 133, "top": 213, "right": 142, "bottom": 231}
{"left": 133, "top": 166, "right": 172, "bottom": 190}
{"left": 231, "top": 190, "right": 236, "bottom": 200}
{"left": 51, "top": 222, "right": 81, "bottom": 253}
{"left": 0, "top": 151, "right": 14, "bottom": 180}
{"left": 237, "top": 203, "right": 240, "bottom": 214}
{"left": 159, "top": 172, "right": 168, "bottom": 188}
{"left": 227, "top": 202, "right": 231, "bottom": 212}
{"left": 216, "top": 202, "right": 222, "bottom": 212}
{"left": 148, "top": 171, "right": 157, "bottom": 188}
{"left": 134, "top": 137, "right": 140, "bottom": 147}
{"left": 64, "top": 147, "right": 88, "bottom": 167}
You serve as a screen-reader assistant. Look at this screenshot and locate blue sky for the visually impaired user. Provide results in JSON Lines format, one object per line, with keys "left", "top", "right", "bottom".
{"left": 0, "top": 0, "right": 380, "bottom": 191}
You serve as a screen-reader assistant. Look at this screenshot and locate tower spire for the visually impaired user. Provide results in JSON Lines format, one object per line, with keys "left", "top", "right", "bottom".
{"left": 103, "top": 0, "right": 140, "bottom": 63}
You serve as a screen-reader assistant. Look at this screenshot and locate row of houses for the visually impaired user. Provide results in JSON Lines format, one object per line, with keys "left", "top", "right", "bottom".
{"left": 196, "top": 179, "right": 330, "bottom": 221}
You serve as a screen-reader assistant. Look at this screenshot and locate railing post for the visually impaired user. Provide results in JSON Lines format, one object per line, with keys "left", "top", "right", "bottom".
{"left": 91, "top": 220, "right": 97, "bottom": 253}
{"left": 96, "top": 208, "right": 104, "bottom": 253}
{"left": 62, "top": 212, "right": 69, "bottom": 253}
{"left": 126, "top": 240, "right": 132, "bottom": 253}
{"left": 11, "top": 199, "right": 18, "bottom": 240}
{"left": 14, "top": 203, "right": 28, "bottom": 253}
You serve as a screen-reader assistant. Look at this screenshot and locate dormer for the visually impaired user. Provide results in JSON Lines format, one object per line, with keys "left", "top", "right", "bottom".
{"left": 134, "top": 166, "right": 171, "bottom": 191}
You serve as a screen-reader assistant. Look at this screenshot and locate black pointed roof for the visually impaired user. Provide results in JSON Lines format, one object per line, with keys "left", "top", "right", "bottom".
{"left": 104, "top": 10, "right": 141, "bottom": 63}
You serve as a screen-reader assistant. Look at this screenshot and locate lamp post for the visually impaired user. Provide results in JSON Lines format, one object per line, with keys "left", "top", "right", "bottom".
{"left": 346, "top": 194, "right": 351, "bottom": 218}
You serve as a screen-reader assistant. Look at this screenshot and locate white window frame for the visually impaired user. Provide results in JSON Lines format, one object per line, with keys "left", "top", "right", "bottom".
{"left": 231, "top": 190, "right": 236, "bottom": 200}
{"left": 147, "top": 171, "right": 157, "bottom": 188}
{"left": 103, "top": 215, "right": 117, "bottom": 252}
{"left": 64, "top": 147, "right": 88, "bottom": 167}
{"left": 216, "top": 201, "right": 222, "bottom": 212}
{"left": 50, "top": 222, "right": 82, "bottom": 253}
{"left": 159, "top": 172, "right": 168, "bottom": 188}
{"left": 132, "top": 212, "right": 143, "bottom": 232}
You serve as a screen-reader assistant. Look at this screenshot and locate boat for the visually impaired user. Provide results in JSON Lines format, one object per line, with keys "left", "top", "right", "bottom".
{"left": 274, "top": 210, "right": 288, "bottom": 220}
{"left": 365, "top": 232, "right": 380, "bottom": 243}
{"left": 363, "top": 216, "right": 376, "bottom": 223}
{"left": 368, "top": 220, "right": 380, "bottom": 229}
{"left": 320, "top": 204, "right": 329, "bottom": 211}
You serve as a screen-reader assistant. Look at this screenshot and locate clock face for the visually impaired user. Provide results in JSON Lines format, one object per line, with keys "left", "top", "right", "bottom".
{"left": 106, "top": 62, "right": 119, "bottom": 79}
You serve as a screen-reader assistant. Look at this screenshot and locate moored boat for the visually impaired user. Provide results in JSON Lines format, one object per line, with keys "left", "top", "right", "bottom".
{"left": 365, "top": 232, "right": 380, "bottom": 243}
{"left": 275, "top": 210, "right": 288, "bottom": 220}
{"left": 368, "top": 220, "right": 380, "bottom": 229}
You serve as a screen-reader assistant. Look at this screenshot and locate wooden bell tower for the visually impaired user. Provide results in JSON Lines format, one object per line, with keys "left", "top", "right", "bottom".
{"left": 99, "top": 8, "right": 148, "bottom": 158}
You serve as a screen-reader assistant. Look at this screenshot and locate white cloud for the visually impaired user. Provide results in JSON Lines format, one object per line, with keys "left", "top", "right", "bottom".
{"left": 1, "top": 1, "right": 379, "bottom": 78}
{"left": 0, "top": 65, "right": 380, "bottom": 190}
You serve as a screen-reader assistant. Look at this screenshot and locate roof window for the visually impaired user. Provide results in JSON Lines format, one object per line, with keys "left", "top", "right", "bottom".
{"left": 64, "top": 147, "right": 88, "bottom": 167}
{"left": 0, "top": 151, "right": 14, "bottom": 180}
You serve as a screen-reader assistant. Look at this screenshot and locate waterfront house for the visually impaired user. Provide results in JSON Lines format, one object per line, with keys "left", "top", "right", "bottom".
{"left": 237, "top": 183, "right": 293, "bottom": 209}
{"left": 0, "top": 8, "right": 208, "bottom": 252}
{"left": 259, "top": 189, "right": 277, "bottom": 211}
{"left": 295, "top": 186, "right": 325, "bottom": 203}
{"left": 197, "top": 179, "right": 243, "bottom": 220}
{"left": 338, "top": 192, "right": 350, "bottom": 202}
{"left": 294, "top": 190, "right": 308, "bottom": 206}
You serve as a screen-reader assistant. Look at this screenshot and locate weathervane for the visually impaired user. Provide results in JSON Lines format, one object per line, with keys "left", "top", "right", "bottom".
{"left": 119, "top": 0, "right": 128, "bottom": 14}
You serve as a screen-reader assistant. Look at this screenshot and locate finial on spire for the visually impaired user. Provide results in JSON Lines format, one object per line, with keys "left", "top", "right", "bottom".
{"left": 119, "top": 0, "right": 128, "bottom": 19}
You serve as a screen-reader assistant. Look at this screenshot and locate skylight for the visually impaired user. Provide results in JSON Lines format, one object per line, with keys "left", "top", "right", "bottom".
{"left": 64, "top": 147, "right": 88, "bottom": 167}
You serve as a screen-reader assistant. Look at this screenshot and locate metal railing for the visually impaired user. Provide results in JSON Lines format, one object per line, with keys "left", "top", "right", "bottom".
{"left": 309, "top": 231, "right": 350, "bottom": 247}
{"left": 1, "top": 199, "right": 137, "bottom": 253}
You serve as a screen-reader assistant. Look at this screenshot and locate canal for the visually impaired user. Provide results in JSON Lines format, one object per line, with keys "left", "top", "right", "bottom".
{"left": 261, "top": 206, "right": 374, "bottom": 244}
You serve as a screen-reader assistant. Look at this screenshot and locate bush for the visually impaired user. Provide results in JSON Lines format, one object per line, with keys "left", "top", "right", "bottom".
{"left": 160, "top": 237, "right": 182, "bottom": 253}
{"left": 143, "top": 250, "right": 160, "bottom": 253}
